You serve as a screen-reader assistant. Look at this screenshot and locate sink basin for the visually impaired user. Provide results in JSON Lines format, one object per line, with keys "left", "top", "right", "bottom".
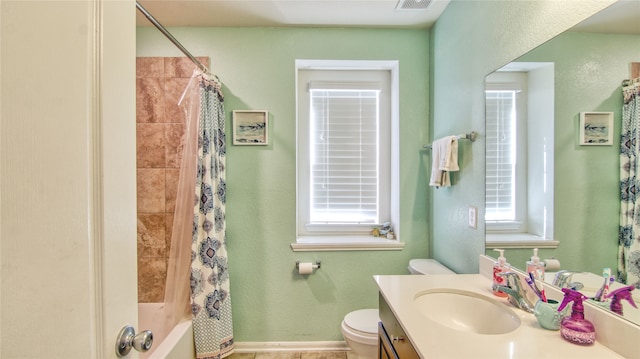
{"left": 414, "top": 289, "right": 521, "bottom": 335}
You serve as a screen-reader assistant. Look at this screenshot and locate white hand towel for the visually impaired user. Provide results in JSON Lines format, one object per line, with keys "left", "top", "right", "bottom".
{"left": 429, "top": 136, "right": 460, "bottom": 188}
{"left": 440, "top": 136, "right": 459, "bottom": 172}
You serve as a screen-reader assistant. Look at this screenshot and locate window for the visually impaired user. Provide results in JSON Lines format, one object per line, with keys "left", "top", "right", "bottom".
{"left": 294, "top": 60, "right": 401, "bottom": 250}
{"left": 485, "top": 89, "right": 518, "bottom": 223}
{"left": 307, "top": 83, "right": 383, "bottom": 225}
{"left": 485, "top": 64, "right": 556, "bottom": 249}
{"left": 485, "top": 77, "right": 527, "bottom": 232}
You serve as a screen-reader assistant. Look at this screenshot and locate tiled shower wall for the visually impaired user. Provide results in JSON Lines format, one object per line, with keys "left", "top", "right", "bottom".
{"left": 136, "top": 57, "right": 209, "bottom": 303}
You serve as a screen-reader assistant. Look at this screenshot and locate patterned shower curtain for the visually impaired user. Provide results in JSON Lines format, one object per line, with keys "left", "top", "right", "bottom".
{"left": 190, "top": 73, "right": 234, "bottom": 358}
{"left": 619, "top": 78, "right": 640, "bottom": 289}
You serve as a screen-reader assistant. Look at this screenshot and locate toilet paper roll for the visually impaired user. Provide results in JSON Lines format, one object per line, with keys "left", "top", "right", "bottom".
{"left": 298, "top": 262, "right": 314, "bottom": 275}
{"left": 543, "top": 258, "right": 561, "bottom": 271}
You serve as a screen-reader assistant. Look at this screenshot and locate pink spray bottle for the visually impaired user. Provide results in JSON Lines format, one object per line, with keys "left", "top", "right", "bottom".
{"left": 557, "top": 288, "right": 595, "bottom": 345}
{"left": 605, "top": 285, "right": 637, "bottom": 316}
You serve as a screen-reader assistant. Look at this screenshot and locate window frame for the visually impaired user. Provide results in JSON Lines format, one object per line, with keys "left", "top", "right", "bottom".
{"left": 293, "top": 60, "right": 402, "bottom": 251}
{"left": 484, "top": 63, "right": 557, "bottom": 249}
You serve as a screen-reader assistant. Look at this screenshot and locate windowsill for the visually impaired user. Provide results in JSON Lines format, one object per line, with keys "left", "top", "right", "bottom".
{"left": 485, "top": 233, "right": 559, "bottom": 249}
{"left": 291, "top": 236, "right": 405, "bottom": 252}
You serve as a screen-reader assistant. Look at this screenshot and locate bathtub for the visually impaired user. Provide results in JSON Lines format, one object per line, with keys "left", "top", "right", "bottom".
{"left": 139, "top": 303, "right": 195, "bottom": 359}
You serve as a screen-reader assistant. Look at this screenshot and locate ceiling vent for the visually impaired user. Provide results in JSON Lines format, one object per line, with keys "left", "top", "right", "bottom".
{"left": 395, "top": 0, "right": 433, "bottom": 11}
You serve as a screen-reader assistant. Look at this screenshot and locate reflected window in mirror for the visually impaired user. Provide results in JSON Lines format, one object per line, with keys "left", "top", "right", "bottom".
{"left": 485, "top": 76, "right": 526, "bottom": 229}
{"left": 485, "top": 63, "right": 557, "bottom": 249}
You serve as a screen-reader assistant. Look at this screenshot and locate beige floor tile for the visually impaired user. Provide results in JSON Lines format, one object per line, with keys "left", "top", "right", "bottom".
{"left": 227, "top": 353, "right": 256, "bottom": 359}
{"left": 254, "top": 352, "right": 301, "bottom": 359}
{"left": 301, "top": 351, "right": 347, "bottom": 359}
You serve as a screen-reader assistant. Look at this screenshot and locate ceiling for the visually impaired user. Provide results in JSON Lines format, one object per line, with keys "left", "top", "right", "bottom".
{"left": 570, "top": 0, "right": 640, "bottom": 34}
{"left": 135, "top": 0, "right": 450, "bottom": 28}
{"left": 135, "top": 0, "right": 640, "bottom": 33}
{"left": 137, "top": 0, "right": 450, "bottom": 28}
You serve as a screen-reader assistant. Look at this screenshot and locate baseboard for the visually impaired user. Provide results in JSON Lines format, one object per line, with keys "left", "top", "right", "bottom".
{"left": 234, "top": 341, "right": 350, "bottom": 353}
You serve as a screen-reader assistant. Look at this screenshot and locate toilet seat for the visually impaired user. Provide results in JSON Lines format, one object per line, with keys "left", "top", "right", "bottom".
{"left": 344, "top": 309, "right": 378, "bottom": 335}
{"left": 341, "top": 309, "right": 379, "bottom": 357}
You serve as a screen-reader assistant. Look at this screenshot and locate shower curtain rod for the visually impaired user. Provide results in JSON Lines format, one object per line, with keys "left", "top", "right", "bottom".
{"left": 135, "top": 1, "right": 210, "bottom": 75}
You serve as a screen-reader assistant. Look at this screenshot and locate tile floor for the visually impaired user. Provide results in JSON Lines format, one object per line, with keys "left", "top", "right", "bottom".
{"left": 227, "top": 351, "right": 357, "bottom": 359}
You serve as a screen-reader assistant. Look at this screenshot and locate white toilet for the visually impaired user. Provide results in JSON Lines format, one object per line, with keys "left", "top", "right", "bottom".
{"left": 341, "top": 259, "right": 454, "bottom": 358}
{"left": 340, "top": 308, "right": 379, "bottom": 358}
{"left": 408, "top": 258, "right": 454, "bottom": 275}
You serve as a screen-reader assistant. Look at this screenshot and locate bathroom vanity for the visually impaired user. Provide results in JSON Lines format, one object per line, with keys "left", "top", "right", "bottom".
{"left": 378, "top": 293, "right": 418, "bottom": 359}
{"left": 374, "top": 257, "right": 638, "bottom": 358}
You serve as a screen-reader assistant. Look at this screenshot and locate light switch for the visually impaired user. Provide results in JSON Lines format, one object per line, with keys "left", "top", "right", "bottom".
{"left": 468, "top": 206, "right": 477, "bottom": 229}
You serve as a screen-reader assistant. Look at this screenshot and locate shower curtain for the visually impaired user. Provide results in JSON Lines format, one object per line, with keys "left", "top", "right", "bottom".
{"left": 619, "top": 77, "right": 640, "bottom": 289}
{"left": 179, "top": 71, "right": 234, "bottom": 359}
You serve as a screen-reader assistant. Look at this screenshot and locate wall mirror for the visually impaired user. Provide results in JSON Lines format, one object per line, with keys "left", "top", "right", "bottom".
{"left": 484, "top": 1, "right": 640, "bottom": 326}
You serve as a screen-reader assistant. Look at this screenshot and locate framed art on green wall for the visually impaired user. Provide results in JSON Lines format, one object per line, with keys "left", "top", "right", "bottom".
{"left": 232, "top": 110, "right": 269, "bottom": 145}
{"left": 579, "top": 112, "right": 613, "bottom": 146}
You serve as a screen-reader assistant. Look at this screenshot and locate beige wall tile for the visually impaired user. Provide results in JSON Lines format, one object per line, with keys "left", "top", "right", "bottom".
{"left": 136, "top": 57, "right": 164, "bottom": 78}
{"left": 137, "top": 168, "right": 166, "bottom": 213}
{"left": 137, "top": 257, "right": 167, "bottom": 303}
{"left": 136, "top": 78, "right": 165, "bottom": 123}
{"left": 137, "top": 123, "right": 166, "bottom": 168}
{"left": 165, "top": 123, "right": 185, "bottom": 168}
{"left": 164, "top": 56, "right": 209, "bottom": 78}
{"left": 165, "top": 168, "right": 180, "bottom": 213}
{"left": 137, "top": 214, "right": 167, "bottom": 258}
{"left": 165, "top": 213, "right": 174, "bottom": 259}
{"left": 164, "top": 78, "right": 190, "bottom": 124}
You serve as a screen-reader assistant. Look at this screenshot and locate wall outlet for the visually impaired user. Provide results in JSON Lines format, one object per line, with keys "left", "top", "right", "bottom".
{"left": 468, "top": 206, "right": 477, "bottom": 229}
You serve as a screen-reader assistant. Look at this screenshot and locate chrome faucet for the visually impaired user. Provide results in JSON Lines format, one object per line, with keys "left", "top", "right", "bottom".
{"left": 495, "top": 272, "right": 536, "bottom": 313}
{"left": 552, "top": 270, "right": 585, "bottom": 289}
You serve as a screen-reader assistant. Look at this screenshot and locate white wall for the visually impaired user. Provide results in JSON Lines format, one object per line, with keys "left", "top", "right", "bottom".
{"left": 0, "top": 1, "right": 137, "bottom": 357}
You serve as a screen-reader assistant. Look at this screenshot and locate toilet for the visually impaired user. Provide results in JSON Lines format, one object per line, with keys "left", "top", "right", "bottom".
{"left": 341, "top": 259, "right": 454, "bottom": 358}
{"left": 408, "top": 258, "right": 455, "bottom": 275}
{"left": 340, "top": 309, "right": 379, "bottom": 358}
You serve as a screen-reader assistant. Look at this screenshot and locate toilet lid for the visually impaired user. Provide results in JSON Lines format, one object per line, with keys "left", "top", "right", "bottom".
{"left": 409, "top": 259, "right": 454, "bottom": 274}
{"left": 344, "top": 309, "right": 379, "bottom": 334}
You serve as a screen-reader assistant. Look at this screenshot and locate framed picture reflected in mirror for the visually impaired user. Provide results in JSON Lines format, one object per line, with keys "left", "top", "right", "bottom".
{"left": 579, "top": 112, "right": 613, "bottom": 146}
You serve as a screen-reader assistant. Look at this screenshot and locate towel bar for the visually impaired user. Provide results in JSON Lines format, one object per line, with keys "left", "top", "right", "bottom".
{"left": 423, "top": 131, "right": 476, "bottom": 149}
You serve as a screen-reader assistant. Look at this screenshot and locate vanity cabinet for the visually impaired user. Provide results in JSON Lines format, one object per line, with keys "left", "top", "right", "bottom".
{"left": 379, "top": 293, "right": 419, "bottom": 359}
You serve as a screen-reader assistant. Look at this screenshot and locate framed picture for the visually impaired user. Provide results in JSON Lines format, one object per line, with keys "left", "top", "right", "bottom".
{"left": 579, "top": 112, "right": 614, "bottom": 146}
{"left": 232, "top": 110, "right": 269, "bottom": 145}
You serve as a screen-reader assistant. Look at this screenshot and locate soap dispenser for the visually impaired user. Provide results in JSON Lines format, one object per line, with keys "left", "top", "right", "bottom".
{"left": 492, "top": 249, "right": 510, "bottom": 298}
{"left": 526, "top": 248, "right": 544, "bottom": 279}
{"left": 557, "top": 288, "right": 595, "bottom": 345}
{"left": 605, "top": 285, "right": 637, "bottom": 316}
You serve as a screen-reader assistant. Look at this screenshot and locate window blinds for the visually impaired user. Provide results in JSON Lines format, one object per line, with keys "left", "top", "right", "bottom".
{"left": 308, "top": 82, "right": 381, "bottom": 224}
{"left": 485, "top": 90, "right": 516, "bottom": 221}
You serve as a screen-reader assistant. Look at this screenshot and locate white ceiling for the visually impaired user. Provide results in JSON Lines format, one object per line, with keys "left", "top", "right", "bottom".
{"left": 135, "top": 0, "right": 640, "bottom": 33}
{"left": 571, "top": 0, "right": 640, "bottom": 34}
{"left": 135, "top": 0, "right": 451, "bottom": 28}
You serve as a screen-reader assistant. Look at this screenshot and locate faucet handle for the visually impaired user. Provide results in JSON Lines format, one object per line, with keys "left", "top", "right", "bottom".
{"left": 497, "top": 272, "right": 521, "bottom": 288}
{"left": 495, "top": 272, "right": 535, "bottom": 314}
{"left": 552, "top": 270, "right": 585, "bottom": 287}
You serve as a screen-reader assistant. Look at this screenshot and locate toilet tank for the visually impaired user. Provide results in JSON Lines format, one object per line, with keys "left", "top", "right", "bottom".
{"left": 408, "top": 259, "right": 454, "bottom": 274}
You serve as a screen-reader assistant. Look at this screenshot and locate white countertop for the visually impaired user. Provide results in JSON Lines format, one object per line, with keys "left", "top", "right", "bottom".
{"left": 375, "top": 274, "right": 623, "bottom": 359}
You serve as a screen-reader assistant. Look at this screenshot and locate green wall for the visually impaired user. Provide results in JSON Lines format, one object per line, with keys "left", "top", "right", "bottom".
{"left": 430, "top": 0, "right": 614, "bottom": 274}
{"left": 486, "top": 31, "right": 640, "bottom": 274}
{"left": 137, "top": 27, "right": 430, "bottom": 341}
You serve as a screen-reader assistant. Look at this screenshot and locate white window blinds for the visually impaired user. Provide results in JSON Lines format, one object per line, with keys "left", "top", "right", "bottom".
{"left": 485, "top": 90, "right": 516, "bottom": 221}
{"left": 308, "top": 82, "right": 381, "bottom": 224}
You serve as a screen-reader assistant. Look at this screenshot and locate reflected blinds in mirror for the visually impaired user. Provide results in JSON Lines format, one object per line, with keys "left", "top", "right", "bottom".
{"left": 485, "top": 89, "right": 516, "bottom": 221}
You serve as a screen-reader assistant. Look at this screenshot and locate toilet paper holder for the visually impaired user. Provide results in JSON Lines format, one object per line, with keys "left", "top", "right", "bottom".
{"left": 296, "top": 260, "right": 321, "bottom": 270}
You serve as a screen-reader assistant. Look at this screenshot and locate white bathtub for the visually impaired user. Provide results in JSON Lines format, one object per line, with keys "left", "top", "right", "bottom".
{"left": 139, "top": 303, "right": 195, "bottom": 359}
